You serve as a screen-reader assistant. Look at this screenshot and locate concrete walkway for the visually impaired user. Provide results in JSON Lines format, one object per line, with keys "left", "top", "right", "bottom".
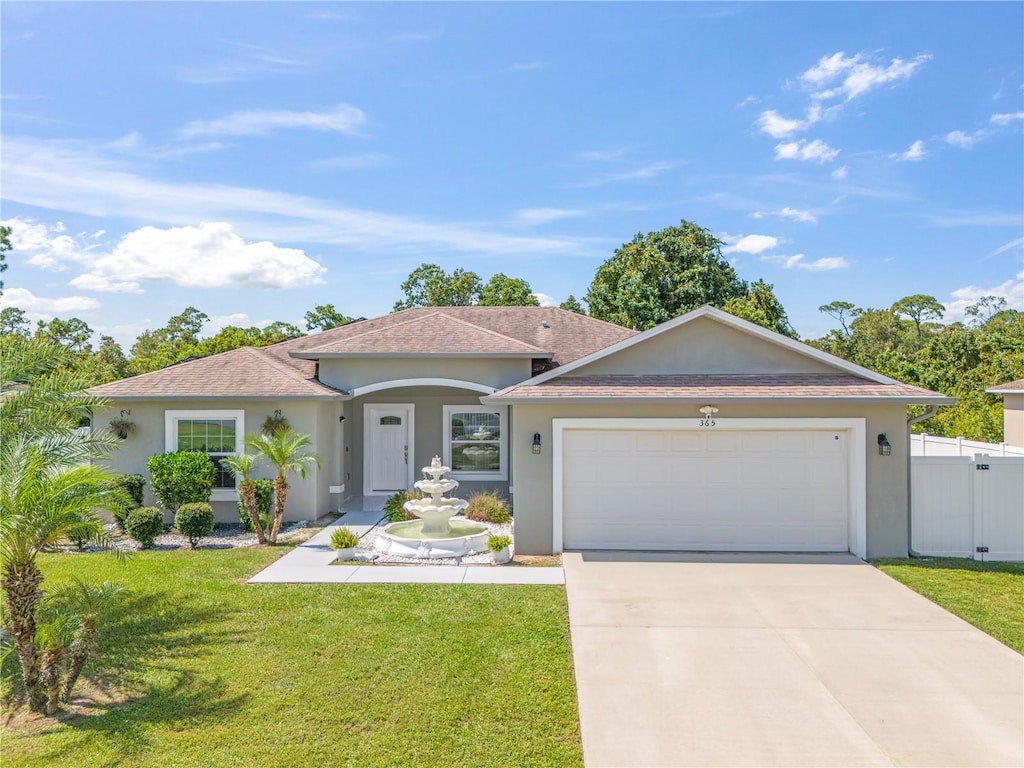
{"left": 248, "top": 511, "right": 564, "bottom": 585}
{"left": 564, "top": 551, "right": 1023, "bottom": 767}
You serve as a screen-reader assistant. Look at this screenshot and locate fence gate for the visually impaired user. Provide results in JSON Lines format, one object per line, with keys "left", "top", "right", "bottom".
{"left": 911, "top": 455, "right": 1024, "bottom": 562}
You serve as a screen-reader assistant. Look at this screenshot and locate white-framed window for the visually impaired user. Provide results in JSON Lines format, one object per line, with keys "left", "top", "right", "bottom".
{"left": 443, "top": 405, "right": 507, "bottom": 481}
{"left": 165, "top": 410, "right": 245, "bottom": 500}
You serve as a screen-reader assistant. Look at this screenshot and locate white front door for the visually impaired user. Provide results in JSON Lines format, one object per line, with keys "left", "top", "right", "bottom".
{"left": 364, "top": 404, "right": 414, "bottom": 494}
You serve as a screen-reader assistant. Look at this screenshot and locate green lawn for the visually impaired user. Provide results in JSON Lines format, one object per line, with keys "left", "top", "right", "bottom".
{"left": 2, "top": 548, "right": 583, "bottom": 767}
{"left": 874, "top": 557, "right": 1024, "bottom": 653}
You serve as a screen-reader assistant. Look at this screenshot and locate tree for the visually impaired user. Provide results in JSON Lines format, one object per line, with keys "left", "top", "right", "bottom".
{"left": 128, "top": 307, "right": 209, "bottom": 375}
{"left": 478, "top": 273, "right": 539, "bottom": 307}
{"left": 0, "top": 307, "right": 29, "bottom": 336}
{"left": 891, "top": 294, "right": 945, "bottom": 339}
{"left": 585, "top": 220, "right": 748, "bottom": 330}
{"left": 559, "top": 295, "right": 586, "bottom": 314}
{"left": 222, "top": 452, "right": 267, "bottom": 545}
{"left": 0, "top": 224, "right": 11, "bottom": 294}
{"left": 723, "top": 280, "right": 796, "bottom": 337}
{"left": 35, "top": 317, "right": 94, "bottom": 353}
{"left": 965, "top": 296, "right": 1008, "bottom": 326}
{"left": 818, "top": 301, "right": 862, "bottom": 337}
{"left": 260, "top": 321, "right": 304, "bottom": 343}
{"left": 393, "top": 263, "right": 483, "bottom": 310}
{"left": 304, "top": 304, "right": 355, "bottom": 331}
{"left": 244, "top": 429, "right": 319, "bottom": 544}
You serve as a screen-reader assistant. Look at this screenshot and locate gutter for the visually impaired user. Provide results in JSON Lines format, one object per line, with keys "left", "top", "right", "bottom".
{"left": 906, "top": 405, "right": 941, "bottom": 557}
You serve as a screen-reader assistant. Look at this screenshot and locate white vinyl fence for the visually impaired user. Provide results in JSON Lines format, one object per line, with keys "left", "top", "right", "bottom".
{"left": 911, "top": 433, "right": 1024, "bottom": 457}
{"left": 911, "top": 455, "right": 1024, "bottom": 561}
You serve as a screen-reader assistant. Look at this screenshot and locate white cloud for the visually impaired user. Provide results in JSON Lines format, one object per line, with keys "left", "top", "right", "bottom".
{"left": 178, "top": 104, "right": 366, "bottom": 139}
{"left": 0, "top": 217, "right": 94, "bottom": 270}
{"left": 986, "top": 237, "right": 1024, "bottom": 259}
{"left": 755, "top": 207, "right": 818, "bottom": 224}
{"left": 892, "top": 139, "right": 926, "bottom": 161}
{"left": 515, "top": 208, "right": 585, "bottom": 226}
{"left": 205, "top": 313, "right": 277, "bottom": 335}
{"left": 0, "top": 286, "right": 100, "bottom": 315}
{"left": 73, "top": 222, "right": 326, "bottom": 291}
{"left": 721, "top": 234, "right": 779, "bottom": 255}
{"left": 931, "top": 210, "right": 1023, "bottom": 227}
{"left": 801, "top": 52, "right": 931, "bottom": 101}
{"left": 314, "top": 153, "right": 396, "bottom": 170}
{"left": 990, "top": 112, "right": 1024, "bottom": 126}
{"left": 944, "top": 270, "right": 1024, "bottom": 322}
{"left": 763, "top": 253, "right": 849, "bottom": 271}
{"left": 831, "top": 165, "right": 849, "bottom": 180}
{"left": 945, "top": 130, "right": 981, "bottom": 148}
{"left": 68, "top": 273, "right": 143, "bottom": 294}
{"left": 774, "top": 139, "right": 839, "bottom": 163}
{"left": 757, "top": 109, "right": 814, "bottom": 138}
{"left": 531, "top": 293, "right": 557, "bottom": 307}
{"left": 576, "top": 147, "right": 631, "bottom": 162}
{"left": 2, "top": 137, "right": 589, "bottom": 257}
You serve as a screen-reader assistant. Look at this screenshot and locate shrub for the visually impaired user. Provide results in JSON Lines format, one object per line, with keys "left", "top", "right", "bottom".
{"left": 383, "top": 489, "right": 419, "bottom": 522}
{"left": 146, "top": 452, "right": 216, "bottom": 513}
{"left": 487, "top": 534, "right": 511, "bottom": 553}
{"left": 175, "top": 502, "right": 215, "bottom": 549}
{"left": 125, "top": 507, "right": 164, "bottom": 549}
{"left": 330, "top": 526, "right": 360, "bottom": 550}
{"left": 239, "top": 478, "right": 273, "bottom": 532}
{"left": 466, "top": 492, "right": 511, "bottom": 524}
{"left": 111, "top": 474, "right": 146, "bottom": 531}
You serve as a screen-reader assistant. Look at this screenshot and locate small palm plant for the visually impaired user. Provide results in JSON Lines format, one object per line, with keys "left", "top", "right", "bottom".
{"left": 245, "top": 429, "right": 320, "bottom": 544}
{"left": 35, "top": 614, "right": 75, "bottom": 715}
{"left": 222, "top": 452, "right": 266, "bottom": 545}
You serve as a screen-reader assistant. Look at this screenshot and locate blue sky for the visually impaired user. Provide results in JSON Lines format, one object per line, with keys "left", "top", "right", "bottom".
{"left": 2, "top": 2, "right": 1022, "bottom": 348}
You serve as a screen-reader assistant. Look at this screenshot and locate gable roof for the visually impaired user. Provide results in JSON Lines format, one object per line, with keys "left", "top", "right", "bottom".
{"left": 288, "top": 311, "right": 550, "bottom": 358}
{"left": 987, "top": 378, "right": 1024, "bottom": 395}
{"left": 88, "top": 346, "right": 344, "bottom": 400}
{"left": 283, "top": 306, "right": 635, "bottom": 365}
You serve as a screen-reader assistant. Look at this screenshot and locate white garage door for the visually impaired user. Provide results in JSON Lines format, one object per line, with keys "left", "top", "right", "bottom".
{"left": 561, "top": 428, "right": 850, "bottom": 551}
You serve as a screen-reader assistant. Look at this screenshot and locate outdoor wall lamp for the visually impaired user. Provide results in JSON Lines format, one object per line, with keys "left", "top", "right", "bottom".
{"left": 532, "top": 433, "right": 542, "bottom": 454}
{"left": 877, "top": 433, "right": 892, "bottom": 456}
{"left": 699, "top": 405, "right": 719, "bottom": 417}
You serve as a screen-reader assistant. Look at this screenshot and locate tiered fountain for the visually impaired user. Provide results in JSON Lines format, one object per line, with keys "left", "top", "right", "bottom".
{"left": 374, "top": 456, "right": 489, "bottom": 558}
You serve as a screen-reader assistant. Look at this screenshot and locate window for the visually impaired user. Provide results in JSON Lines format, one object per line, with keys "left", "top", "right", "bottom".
{"left": 443, "top": 405, "right": 507, "bottom": 481}
{"left": 165, "top": 410, "right": 245, "bottom": 499}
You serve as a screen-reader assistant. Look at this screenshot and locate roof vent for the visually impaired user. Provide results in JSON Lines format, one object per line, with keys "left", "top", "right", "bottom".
{"left": 540, "top": 320, "right": 550, "bottom": 328}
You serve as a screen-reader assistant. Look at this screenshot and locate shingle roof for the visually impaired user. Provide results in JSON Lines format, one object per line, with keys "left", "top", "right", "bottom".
{"left": 288, "top": 311, "right": 550, "bottom": 357}
{"left": 987, "top": 378, "right": 1024, "bottom": 394}
{"left": 282, "top": 306, "right": 636, "bottom": 365}
{"left": 88, "top": 346, "right": 342, "bottom": 399}
{"left": 485, "top": 374, "right": 955, "bottom": 403}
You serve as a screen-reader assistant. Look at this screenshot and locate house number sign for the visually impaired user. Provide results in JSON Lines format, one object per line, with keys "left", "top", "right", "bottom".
{"left": 698, "top": 406, "right": 719, "bottom": 427}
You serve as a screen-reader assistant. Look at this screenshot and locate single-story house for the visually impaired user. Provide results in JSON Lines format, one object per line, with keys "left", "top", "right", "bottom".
{"left": 90, "top": 305, "right": 953, "bottom": 559}
{"left": 986, "top": 379, "right": 1024, "bottom": 448}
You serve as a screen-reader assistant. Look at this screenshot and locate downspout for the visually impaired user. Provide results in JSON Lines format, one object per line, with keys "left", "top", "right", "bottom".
{"left": 906, "top": 405, "right": 939, "bottom": 556}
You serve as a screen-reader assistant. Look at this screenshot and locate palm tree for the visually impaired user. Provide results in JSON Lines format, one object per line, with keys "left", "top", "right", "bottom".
{"left": 46, "top": 577, "right": 127, "bottom": 702}
{"left": 245, "top": 430, "right": 320, "bottom": 544}
{"left": 35, "top": 613, "right": 74, "bottom": 715}
{"left": 222, "top": 452, "right": 267, "bottom": 544}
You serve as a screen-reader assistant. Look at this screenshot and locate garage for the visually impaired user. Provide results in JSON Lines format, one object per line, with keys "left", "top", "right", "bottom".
{"left": 556, "top": 419, "right": 860, "bottom": 553}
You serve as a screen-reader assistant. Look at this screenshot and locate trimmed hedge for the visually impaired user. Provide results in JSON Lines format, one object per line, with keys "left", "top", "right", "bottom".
{"left": 176, "top": 502, "right": 215, "bottom": 549}
{"left": 111, "top": 473, "right": 146, "bottom": 531}
{"left": 125, "top": 507, "right": 164, "bottom": 549}
{"left": 146, "top": 451, "right": 216, "bottom": 512}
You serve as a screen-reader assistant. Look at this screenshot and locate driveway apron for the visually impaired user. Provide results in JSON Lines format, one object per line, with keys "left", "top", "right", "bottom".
{"left": 563, "top": 552, "right": 1023, "bottom": 767}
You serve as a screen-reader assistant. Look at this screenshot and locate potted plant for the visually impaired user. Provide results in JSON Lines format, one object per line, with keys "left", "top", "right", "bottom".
{"left": 108, "top": 416, "right": 136, "bottom": 439}
{"left": 330, "top": 526, "right": 360, "bottom": 562}
{"left": 487, "top": 534, "right": 512, "bottom": 565}
{"left": 261, "top": 409, "right": 290, "bottom": 437}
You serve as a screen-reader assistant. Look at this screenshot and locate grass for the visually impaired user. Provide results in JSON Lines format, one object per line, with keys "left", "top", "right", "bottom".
{"left": 2, "top": 547, "right": 583, "bottom": 767}
{"left": 874, "top": 557, "right": 1024, "bottom": 653}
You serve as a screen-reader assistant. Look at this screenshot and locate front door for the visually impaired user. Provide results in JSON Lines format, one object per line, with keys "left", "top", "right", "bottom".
{"left": 364, "top": 404, "right": 414, "bottom": 494}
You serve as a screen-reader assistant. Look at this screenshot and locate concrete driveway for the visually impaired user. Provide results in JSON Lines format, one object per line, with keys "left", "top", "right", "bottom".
{"left": 563, "top": 552, "right": 1023, "bottom": 767}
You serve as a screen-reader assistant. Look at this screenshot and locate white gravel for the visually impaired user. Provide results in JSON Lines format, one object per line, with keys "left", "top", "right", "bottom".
{"left": 69, "top": 521, "right": 318, "bottom": 552}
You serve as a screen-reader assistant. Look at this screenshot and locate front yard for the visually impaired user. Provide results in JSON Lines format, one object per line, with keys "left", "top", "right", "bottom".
{"left": 2, "top": 548, "right": 583, "bottom": 768}
{"left": 874, "top": 557, "right": 1024, "bottom": 653}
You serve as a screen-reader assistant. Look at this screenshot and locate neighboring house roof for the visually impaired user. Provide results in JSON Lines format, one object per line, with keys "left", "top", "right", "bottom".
{"left": 484, "top": 374, "right": 955, "bottom": 404}
{"left": 88, "top": 346, "right": 343, "bottom": 400}
{"left": 288, "top": 311, "right": 551, "bottom": 358}
{"left": 987, "top": 379, "right": 1024, "bottom": 395}
{"left": 282, "top": 306, "right": 636, "bottom": 365}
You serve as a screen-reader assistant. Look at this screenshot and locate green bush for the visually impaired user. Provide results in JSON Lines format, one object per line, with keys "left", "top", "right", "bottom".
{"left": 111, "top": 473, "right": 146, "bottom": 531}
{"left": 239, "top": 478, "right": 273, "bottom": 532}
{"left": 125, "top": 507, "right": 164, "bottom": 549}
{"left": 383, "top": 489, "right": 418, "bottom": 522}
{"left": 146, "top": 452, "right": 216, "bottom": 513}
{"left": 175, "top": 502, "right": 215, "bottom": 549}
{"left": 487, "top": 534, "right": 511, "bottom": 553}
{"left": 466, "top": 492, "right": 511, "bottom": 524}
{"left": 330, "top": 526, "right": 360, "bottom": 550}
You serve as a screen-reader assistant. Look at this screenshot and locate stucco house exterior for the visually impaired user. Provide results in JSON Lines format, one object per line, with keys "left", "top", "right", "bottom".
{"left": 986, "top": 379, "right": 1024, "bottom": 448}
{"left": 90, "top": 305, "right": 953, "bottom": 559}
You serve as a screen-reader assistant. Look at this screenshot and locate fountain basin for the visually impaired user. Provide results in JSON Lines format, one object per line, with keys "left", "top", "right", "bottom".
{"left": 375, "top": 518, "right": 489, "bottom": 558}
